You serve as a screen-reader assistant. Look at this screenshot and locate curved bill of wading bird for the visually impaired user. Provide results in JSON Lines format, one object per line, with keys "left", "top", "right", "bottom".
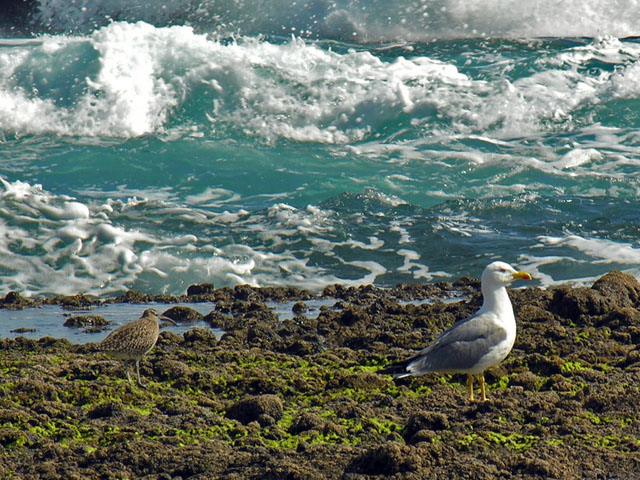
{"left": 379, "top": 261, "right": 532, "bottom": 402}
{"left": 98, "top": 308, "right": 176, "bottom": 387}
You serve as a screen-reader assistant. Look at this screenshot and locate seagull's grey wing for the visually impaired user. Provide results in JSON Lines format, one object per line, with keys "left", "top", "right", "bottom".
{"left": 406, "top": 311, "right": 507, "bottom": 374}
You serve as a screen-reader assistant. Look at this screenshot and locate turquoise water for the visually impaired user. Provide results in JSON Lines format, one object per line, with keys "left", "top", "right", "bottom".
{"left": 1, "top": 2, "right": 640, "bottom": 296}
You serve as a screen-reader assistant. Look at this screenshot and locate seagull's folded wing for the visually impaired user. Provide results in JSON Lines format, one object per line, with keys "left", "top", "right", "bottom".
{"left": 407, "top": 311, "right": 508, "bottom": 374}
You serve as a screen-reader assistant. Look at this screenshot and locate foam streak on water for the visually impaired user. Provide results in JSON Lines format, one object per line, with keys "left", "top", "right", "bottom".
{"left": 1, "top": 20, "right": 640, "bottom": 296}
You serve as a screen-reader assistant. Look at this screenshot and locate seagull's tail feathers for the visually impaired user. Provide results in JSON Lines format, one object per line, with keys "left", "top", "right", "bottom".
{"left": 378, "top": 357, "right": 417, "bottom": 378}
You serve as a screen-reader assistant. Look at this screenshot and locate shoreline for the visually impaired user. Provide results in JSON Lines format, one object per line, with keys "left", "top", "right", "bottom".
{"left": 0, "top": 276, "right": 478, "bottom": 309}
{"left": 0, "top": 271, "right": 639, "bottom": 478}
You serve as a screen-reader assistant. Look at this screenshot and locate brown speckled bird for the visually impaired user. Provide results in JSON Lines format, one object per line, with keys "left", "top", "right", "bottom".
{"left": 98, "top": 308, "right": 175, "bottom": 386}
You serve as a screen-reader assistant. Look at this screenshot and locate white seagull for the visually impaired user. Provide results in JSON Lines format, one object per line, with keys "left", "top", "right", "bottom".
{"left": 380, "top": 261, "right": 532, "bottom": 402}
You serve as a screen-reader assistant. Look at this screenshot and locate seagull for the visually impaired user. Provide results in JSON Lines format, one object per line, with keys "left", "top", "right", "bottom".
{"left": 380, "top": 261, "right": 532, "bottom": 402}
{"left": 98, "top": 308, "right": 176, "bottom": 387}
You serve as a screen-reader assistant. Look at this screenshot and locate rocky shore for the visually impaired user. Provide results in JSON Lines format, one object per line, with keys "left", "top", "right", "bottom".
{"left": 0, "top": 272, "right": 639, "bottom": 479}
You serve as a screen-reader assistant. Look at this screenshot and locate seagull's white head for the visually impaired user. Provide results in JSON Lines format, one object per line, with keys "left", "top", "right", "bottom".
{"left": 482, "top": 261, "right": 532, "bottom": 288}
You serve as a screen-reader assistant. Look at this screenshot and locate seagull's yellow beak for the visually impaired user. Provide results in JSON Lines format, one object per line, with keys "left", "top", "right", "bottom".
{"left": 512, "top": 271, "right": 532, "bottom": 281}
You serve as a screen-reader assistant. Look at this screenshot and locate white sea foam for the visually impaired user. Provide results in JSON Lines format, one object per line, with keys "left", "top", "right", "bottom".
{"left": 390, "top": 220, "right": 412, "bottom": 245}
{"left": 396, "top": 248, "right": 437, "bottom": 280}
{"left": 0, "top": 176, "right": 162, "bottom": 295}
{"left": 435, "top": 212, "right": 495, "bottom": 238}
{"left": 515, "top": 254, "right": 591, "bottom": 288}
{"left": 0, "top": 22, "right": 477, "bottom": 143}
{"left": 0, "top": 176, "right": 408, "bottom": 295}
{"left": 1, "top": 173, "right": 638, "bottom": 295}
{"left": 539, "top": 235, "right": 640, "bottom": 264}
{"left": 2, "top": 20, "right": 640, "bottom": 161}
{"left": 551, "top": 149, "right": 602, "bottom": 170}
{"left": 185, "top": 187, "right": 241, "bottom": 207}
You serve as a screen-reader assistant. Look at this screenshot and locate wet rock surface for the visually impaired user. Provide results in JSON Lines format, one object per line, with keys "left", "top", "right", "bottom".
{"left": 0, "top": 272, "right": 639, "bottom": 479}
{"left": 63, "top": 315, "right": 110, "bottom": 328}
{"left": 161, "top": 305, "right": 203, "bottom": 324}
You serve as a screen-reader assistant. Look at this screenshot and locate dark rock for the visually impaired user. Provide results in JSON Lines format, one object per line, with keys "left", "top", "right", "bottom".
{"left": 257, "top": 414, "right": 276, "bottom": 426}
{"left": 154, "top": 358, "right": 193, "bottom": 381}
{"left": 162, "top": 306, "right": 203, "bottom": 324}
{"left": 51, "top": 294, "right": 97, "bottom": 309}
{"left": 284, "top": 339, "right": 320, "bottom": 356}
{"left": 259, "top": 286, "right": 314, "bottom": 302}
{"left": 202, "top": 311, "right": 233, "bottom": 329}
{"left": 215, "top": 301, "right": 232, "bottom": 314}
{"left": 157, "top": 330, "right": 183, "bottom": 347}
{"left": 292, "top": 302, "right": 307, "bottom": 314}
{"left": 117, "top": 290, "right": 151, "bottom": 303}
{"left": 322, "top": 284, "right": 343, "bottom": 298}
{"left": 0, "top": 291, "right": 37, "bottom": 309}
{"left": 15, "top": 378, "right": 59, "bottom": 401}
{"left": 236, "top": 301, "right": 274, "bottom": 316}
{"left": 404, "top": 412, "right": 450, "bottom": 443}
{"left": 510, "top": 371, "right": 544, "bottom": 391}
{"left": 83, "top": 325, "right": 110, "bottom": 333}
{"left": 518, "top": 305, "right": 555, "bottom": 323}
{"left": 549, "top": 286, "right": 609, "bottom": 321}
{"left": 63, "top": 315, "right": 109, "bottom": 328}
{"left": 409, "top": 429, "right": 437, "bottom": 444}
{"left": 600, "top": 307, "right": 640, "bottom": 328}
{"left": 226, "top": 394, "right": 284, "bottom": 425}
{"left": 233, "top": 285, "right": 260, "bottom": 302}
{"left": 0, "top": 427, "right": 26, "bottom": 447}
{"left": 211, "top": 287, "right": 233, "bottom": 303}
{"left": 525, "top": 353, "right": 565, "bottom": 375}
{"left": 338, "top": 306, "right": 370, "bottom": 326}
{"left": 9, "top": 327, "right": 36, "bottom": 333}
{"left": 453, "top": 275, "right": 481, "bottom": 290}
{"left": 618, "top": 348, "right": 640, "bottom": 368}
{"left": 591, "top": 270, "right": 640, "bottom": 306}
{"left": 550, "top": 271, "right": 640, "bottom": 323}
{"left": 37, "top": 337, "right": 73, "bottom": 350}
{"left": 342, "top": 372, "right": 388, "bottom": 390}
{"left": 182, "top": 327, "right": 218, "bottom": 346}
{"left": 87, "top": 402, "right": 127, "bottom": 419}
{"left": 186, "top": 283, "right": 215, "bottom": 296}
{"left": 289, "top": 412, "right": 325, "bottom": 434}
{"left": 247, "top": 322, "right": 278, "bottom": 345}
{"left": 2, "top": 271, "right": 640, "bottom": 479}
{"left": 350, "top": 443, "right": 420, "bottom": 475}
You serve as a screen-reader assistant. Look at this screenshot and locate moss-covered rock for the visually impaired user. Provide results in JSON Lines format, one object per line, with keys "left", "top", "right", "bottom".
{"left": 0, "top": 272, "right": 639, "bottom": 478}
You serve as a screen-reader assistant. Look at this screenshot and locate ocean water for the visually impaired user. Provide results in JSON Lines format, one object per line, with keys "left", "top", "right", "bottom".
{"left": 1, "top": 1, "right": 640, "bottom": 297}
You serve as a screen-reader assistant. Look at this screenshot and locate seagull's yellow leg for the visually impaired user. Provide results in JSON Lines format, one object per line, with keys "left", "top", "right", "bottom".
{"left": 467, "top": 374, "right": 475, "bottom": 402}
{"left": 479, "top": 374, "right": 487, "bottom": 402}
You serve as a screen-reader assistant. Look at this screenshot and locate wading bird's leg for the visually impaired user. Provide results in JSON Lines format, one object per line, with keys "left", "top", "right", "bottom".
{"left": 135, "top": 359, "right": 146, "bottom": 387}
{"left": 124, "top": 361, "right": 133, "bottom": 385}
